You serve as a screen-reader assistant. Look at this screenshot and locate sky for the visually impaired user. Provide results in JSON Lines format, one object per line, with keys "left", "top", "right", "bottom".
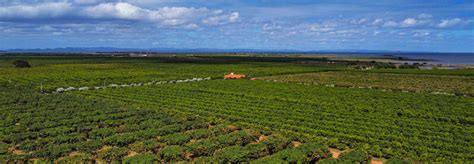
{"left": 0, "top": 0, "right": 473, "bottom": 52}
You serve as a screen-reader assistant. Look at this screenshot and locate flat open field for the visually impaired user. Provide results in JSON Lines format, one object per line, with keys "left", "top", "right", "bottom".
{"left": 258, "top": 71, "right": 473, "bottom": 96}
{"left": 0, "top": 55, "right": 473, "bottom": 163}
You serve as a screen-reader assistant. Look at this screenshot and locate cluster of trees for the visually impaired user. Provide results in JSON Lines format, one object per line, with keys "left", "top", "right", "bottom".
{"left": 12, "top": 60, "right": 31, "bottom": 68}
{"left": 398, "top": 63, "right": 419, "bottom": 69}
{"left": 352, "top": 61, "right": 422, "bottom": 70}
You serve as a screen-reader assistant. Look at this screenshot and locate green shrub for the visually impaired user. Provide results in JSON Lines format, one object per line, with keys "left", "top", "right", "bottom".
{"left": 260, "top": 135, "right": 290, "bottom": 154}
{"left": 129, "top": 140, "right": 163, "bottom": 153}
{"left": 193, "top": 156, "right": 217, "bottom": 163}
{"left": 214, "top": 145, "right": 251, "bottom": 163}
{"left": 157, "top": 145, "right": 185, "bottom": 162}
{"left": 186, "top": 139, "right": 219, "bottom": 157}
{"left": 367, "top": 145, "right": 383, "bottom": 158}
{"left": 398, "top": 64, "right": 418, "bottom": 69}
{"left": 57, "top": 152, "right": 93, "bottom": 163}
{"left": 252, "top": 156, "right": 286, "bottom": 163}
{"left": 12, "top": 60, "right": 31, "bottom": 68}
{"left": 297, "top": 142, "right": 330, "bottom": 161}
{"left": 32, "top": 144, "right": 73, "bottom": 159}
{"left": 103, "top": 133, "right": 140, "bottom": 147}
{"left": 76, "top": 140, "right": 102, "bottom": 153}
{"left": 123, "top": 153, "right": 159, "bottom": 164}
{"left": 384, "top": 158, "right": 411, "bottom": 164}
{"left": 187, "top": 129, "right": 211, "bottom": 139}
{"left": 338, "top": 149, "right": 368, "bottom": 162}
{"left": 245, "top": 143, "right": 270, "bottom": 159}
{"left": 271, "top": 149, "right": 307, "bottom": 162}
{"left": 89, "top": 128, "right": 115, "bottom": 139}
{"left": 0, "top": 143, "right": 9, "bottom": 155}
{"left": 318, "top": 158, "right": 338, "bottom": 164}
{"left": 160, "top": 132, "right": 191, "bottom": 145}
{"left": 97, "top": 147, "right": 128, "bottom": 162}
{"left": 216, "top": 131, "right": 257, "bottom": 147}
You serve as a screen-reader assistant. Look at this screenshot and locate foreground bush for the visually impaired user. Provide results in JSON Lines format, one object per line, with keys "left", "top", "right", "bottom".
{"left": 157, "top": 146, "right": 185, "bottom": 162}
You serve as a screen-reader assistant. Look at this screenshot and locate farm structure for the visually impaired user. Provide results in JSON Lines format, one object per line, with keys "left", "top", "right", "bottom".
{"left": 224, "top": 72, "right": 246, "bottom": 79}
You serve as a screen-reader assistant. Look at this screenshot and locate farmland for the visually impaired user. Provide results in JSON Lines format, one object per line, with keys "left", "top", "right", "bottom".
{"left": 0, "top": 55, "right": 473, "bottom": 163}
{"left": 258, "top": 71, "right": 474, "bottom": 96}
{"left": 0, "top": 56, "right": 339, "bottom": 91}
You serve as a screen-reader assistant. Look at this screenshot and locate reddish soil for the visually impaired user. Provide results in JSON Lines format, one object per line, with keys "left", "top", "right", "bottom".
{"left": 68, "top": 151, "right": 82, "bottom": 157}
{"left": 9, "top": 146, "right": 28, "bottom": 155}
{"left": 329, "top": 148, "right": 342, "bottom": 159}
{"left": 291, "top": 141, "right": 302, "bottom": 148}
{"left": 126, "top": 151, "right": 138, "bottom": 158}
{"left": 256, "top": 135, "right": 268, "bottom": 143}
{"left": 184, "top": 152, "right": 194, "bottom": 160}
{"left": 371, "top": 159, "right": 384, "bottom": 164}
{"left": 227, "top": 125, "right": 240, "bottom": 132}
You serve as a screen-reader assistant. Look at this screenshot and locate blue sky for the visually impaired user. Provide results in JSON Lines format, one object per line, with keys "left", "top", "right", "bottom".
{"left": 1, "top": 0, "right": 473, "bottom": 52}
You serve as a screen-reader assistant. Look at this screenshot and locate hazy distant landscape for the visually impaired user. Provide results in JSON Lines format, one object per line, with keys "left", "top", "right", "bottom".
{"left": 0, "top": 0, "right": 473, "bottom": 163}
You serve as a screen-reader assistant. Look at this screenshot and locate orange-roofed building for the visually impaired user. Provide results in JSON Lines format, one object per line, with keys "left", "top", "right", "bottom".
{"left": 224, "top": 72, "right": 246, "bottom": 79}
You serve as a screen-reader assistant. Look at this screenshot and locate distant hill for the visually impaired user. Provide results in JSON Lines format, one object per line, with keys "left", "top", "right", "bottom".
{"left": 0, "top": 47, "right": 461, "bottom": 54}
{"left": 3, "top": 47, "right": 279, "bottom": 53}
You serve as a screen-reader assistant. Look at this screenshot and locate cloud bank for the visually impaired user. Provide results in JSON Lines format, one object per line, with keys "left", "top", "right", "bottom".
{"left": 0, "top": 2, "right": 240, "bottom": 27}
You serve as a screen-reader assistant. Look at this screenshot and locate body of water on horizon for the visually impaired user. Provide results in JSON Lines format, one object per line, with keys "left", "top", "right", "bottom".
{"left": 334, "top": 53, "right": 474, "bottom": 65}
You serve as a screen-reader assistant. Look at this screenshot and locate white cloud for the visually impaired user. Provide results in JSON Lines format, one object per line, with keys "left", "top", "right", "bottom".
{"left": 151, "top": 7, "right": 210, "bottom": 21}
{"left": 36, "top": 25, "right": 55, "bottom": 32}
{"left": 82, "top": 2, "right": 146, "bottom": 20}
{"left": 161, "top": 19, "right": 188, "bottom": 26}
{"left": 0, "top": 2, "right": 240, "bottom": 27}
{"left": 377, "top": 15, "right": 468, "bottom": 29}
{"left": 202, "top": 12, "right": 239, "bottom": 25}
{"left": 400, "top": 18, "right": 417, "bottom": 27}
{"left": 335, "top": 30, "right": 358, "bottom": 34}
{"left": 350, "top": 18, "right": 368, "bottom": 25}
{"left": 418, "top": 13, "right": 432, "bottom": 19}
{"left": 81, "top": 3, "right": 212, "bottom": 26}
{"left": 308, "top": 24, "right": 333, "bottom": 32}
{"left": 373, "top": 31, "right": 381, "bottom": 36}
{"left": 0, "top": 2, "right": 72, "bottom": 19}
{"left": 382, "top": 16, "right": 433, "bottom": 28}
{"left": 383, "top": 21, "right": 398, "bottom": 27}
{"left": 413, "top": 31, "right": 430, "bottom": 37}
{"left": 372, "top": 19, "right": 383, "bottom": 25}
{"left": 183, "top": 23, "right": 199, "bottom": 29}
{"left": 120, "top": 0, "right": 175, "bottom": 6}
{"left": 262, "top": 23, "right": 282, "bottom": 31}
{"left": 437, "top": 18, "right": 469, "bottom": 28}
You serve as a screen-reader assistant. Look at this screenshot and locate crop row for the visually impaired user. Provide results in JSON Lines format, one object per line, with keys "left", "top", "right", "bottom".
{"left": 74, "top": 80, "right": 474, "bottom": 161}
{"left": 0, "top": 61, "right": 335, "bottom": 91}
{"left": 257, "top": 71, "right": 474, "bottom": 96}
{"left": 51, "top": 77, "right": 212, "bottom": 93}
{"left": 1, "top": 85, "right": 355, "bottom": 163}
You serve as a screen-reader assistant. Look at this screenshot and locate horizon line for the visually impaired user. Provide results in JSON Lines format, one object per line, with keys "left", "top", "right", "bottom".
{"left": 2, "top": 47, "right": 474, "bottom": 54}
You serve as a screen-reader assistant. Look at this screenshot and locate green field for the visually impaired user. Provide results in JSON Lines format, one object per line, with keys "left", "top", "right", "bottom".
{"left": 0, "top": 56, "right": 338, "bottom": 91}
{"left": 258, "top": 71, "right": 474, "bottom": 96}
{"left": 0, "top": 55, "right": 473, "bottom": 163}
